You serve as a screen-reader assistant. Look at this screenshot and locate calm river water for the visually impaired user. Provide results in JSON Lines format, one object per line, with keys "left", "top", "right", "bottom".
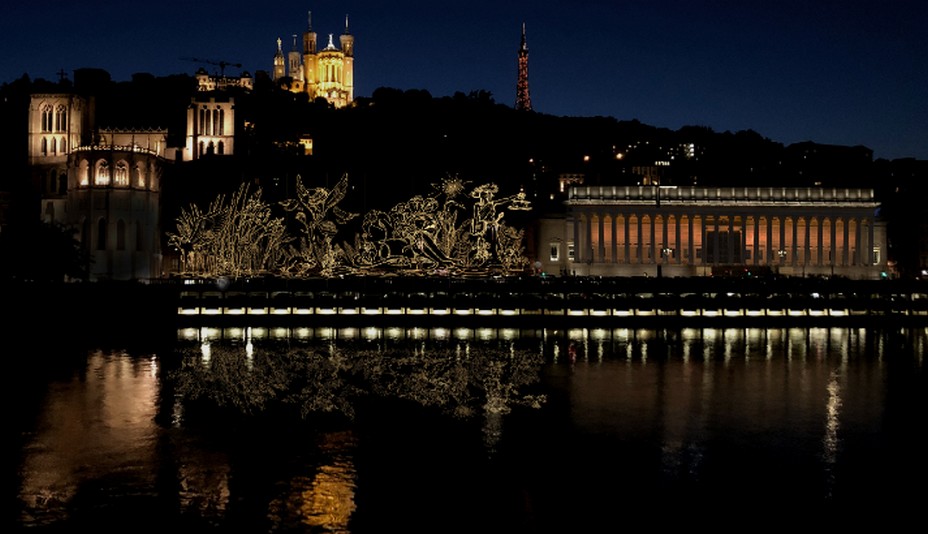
{"left": 10, "top": 325, "right": 927, "bottom": 533}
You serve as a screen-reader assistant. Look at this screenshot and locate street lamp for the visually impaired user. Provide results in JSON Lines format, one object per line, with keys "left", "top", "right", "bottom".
{"left": 777, "top": 249, "right": 787, "bottom": 276}
{"left": 660, "top": 247, "right": 673, "bottom": 278}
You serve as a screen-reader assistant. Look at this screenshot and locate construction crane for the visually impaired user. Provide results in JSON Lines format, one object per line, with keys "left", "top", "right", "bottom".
{"left": 180, "top": 57, "right": 243, "bottom": 77}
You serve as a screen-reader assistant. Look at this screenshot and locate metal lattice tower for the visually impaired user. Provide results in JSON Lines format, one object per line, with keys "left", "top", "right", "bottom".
{"left": 515, "top": 22, "right": 532, "bottom": 111}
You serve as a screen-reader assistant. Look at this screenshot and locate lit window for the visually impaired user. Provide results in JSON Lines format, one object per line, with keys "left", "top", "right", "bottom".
{"left": 41, "top": 105, "right": 52, "bottom": 132}
{"left": 114, "top": 161, "right": 129, "bottom": 186}
{"left": 568, "top": 242, "right": 575, "bottom": 261}
{"left": 55, "top": 105, "right": 67, "bottom": 132}
{"left": 95, "top": 160, "right": 110, "bottom": 186}
{"left": 550, "top": 243, "right": 560, "bottom": 262}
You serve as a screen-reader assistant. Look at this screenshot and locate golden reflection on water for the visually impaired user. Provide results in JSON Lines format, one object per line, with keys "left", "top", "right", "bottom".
{"left": 267, "top": 431, "right": 358, "bottom": 533}
{"left": 18, "top": 351, "right": 161, "bottom": 526}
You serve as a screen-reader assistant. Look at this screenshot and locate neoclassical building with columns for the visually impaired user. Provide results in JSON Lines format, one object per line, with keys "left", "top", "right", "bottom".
{"left": 537, "top": 185, "right": 887, "bottom": 280}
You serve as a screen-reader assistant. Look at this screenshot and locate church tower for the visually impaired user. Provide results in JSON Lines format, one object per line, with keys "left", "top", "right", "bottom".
{"left": 278, "top": 9, "right": 353, "bottom": 107}
{"left": 272, "top": 37, "right": 286, "bottom": 81}
{"left": 303, "top": 11, "right": 319, "bottom": 95}
{"left": 515, "top": 22, "right": 532, "bottom": 112}
{"left": 288, "top": 34, "right": 304, "bottom": 83}
{"left": 339, "top": 15, "right": 355, "bottom": 103}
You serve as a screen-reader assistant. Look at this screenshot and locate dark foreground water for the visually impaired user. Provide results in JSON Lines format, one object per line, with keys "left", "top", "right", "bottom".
{"left": 10, "top": 326, "right": 927, "bottom": 533}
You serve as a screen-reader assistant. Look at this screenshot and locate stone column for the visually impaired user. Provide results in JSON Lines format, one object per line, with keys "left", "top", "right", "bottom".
{"left": 688, "top": 214, "right": 694, "bottom": 266}
{"left": 853, "top": 217, "right": 861, "bottom": 265}
{"left": 803, "top": 216, "right": 810, "bottom": 270}
{"left": 624, "top": 213, "right": 631, "bottom": 264}
{"left": 830, "top": 216, "right": 837, "bottom": 269}
{"left": 766, "top": 215, "right": 773, "bottom": 267}
{"left": 611, "top": 213, "right": 617, "bottom": 263}
{"left": 727, "top": 214, "right": 735, "bottom": 264}
{"left": 842, "top": 217, "right": 850, "bottom": 266}
{"left": 817, "top": 216, "right": 824, "bottom": 265}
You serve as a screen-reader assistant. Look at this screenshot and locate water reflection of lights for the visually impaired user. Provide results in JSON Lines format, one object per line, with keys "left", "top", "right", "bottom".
{"left": 823, "top": 369, "right": 842, "bottom": 496}
{"left": 408, "top": 327, "right": 425, "bottom": 340}
{"left": 433, "top": 327, "right": 450, "bottom": 341}
{"left": 316, "top": 327, "right": 336, "bottom": 340}
{"left": 339, "top": 327, "right": 359, "bottom": 340}
{"left": 294, "top": 327, "right": 312, "bottom": 339}
{"left": 454, "top": 328, "right": 472, "bottom": 340}
{"left": 477, "top": 328, "right": 496, "bottom": 341}
{"left": 363, "top": 327, "right": 379, "bottom": 341}
{"left": 384, "top": 327, "right": 404, "bottom": 341}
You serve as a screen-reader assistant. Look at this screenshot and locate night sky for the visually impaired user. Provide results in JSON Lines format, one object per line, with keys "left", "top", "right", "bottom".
{"left": 2, "top": 1, "right": 925, "bottom": 161}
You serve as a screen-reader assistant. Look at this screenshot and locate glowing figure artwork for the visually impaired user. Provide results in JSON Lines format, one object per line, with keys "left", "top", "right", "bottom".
{"left": 349, "top": 176, "right": 532, "bottom": 273}
{"left": 168, "top": 183, "right": 289, "bottom": 277}
{"left": 280, "top": 173, "right": 358, "bottom": 277}
{"left": 170, "top": 174, "right": 531, "bottom": 278}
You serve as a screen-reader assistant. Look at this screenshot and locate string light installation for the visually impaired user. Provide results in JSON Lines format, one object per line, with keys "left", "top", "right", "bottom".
{"left": 168, "top": 174, "right": 532, "bottom": 279}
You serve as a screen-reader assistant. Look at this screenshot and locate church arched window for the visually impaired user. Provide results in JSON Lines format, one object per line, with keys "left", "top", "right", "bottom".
{"left": 44, "top": 202, "right": 54, "bottom": 223}
{"left": 79, "top": 159, "right": 90, "bottom": 186}
{"left": 212, "top": 108, "right": 220, "bottom": 135}
{"left": 51, "top": 137, "right": 57, "bottom": 155}
{"left": 97, "top": 218, "right": 107, "bottom": 250}
{"left": 41, "top": 137, "right": 48, "bottom": 155}
{"left": 217, "top": 141, "right": 224, "bottom": 155}
{"left": 207, "top": 141, "right": 215, "bottom": 155}
{"left": 114, "top": 160, "right": 129, "bottom": 186}
{"left": 218, "top": 108, "right": 225, "bottom": 135}
{"left": 61, "top": 137, "right": 67, "bottom": 153}
{"left": 95, "top": 160, "right": 111, "bottom": 186}
{"left": 55, "top": 105, "right": 67, "bottom": 132}
{"left": 116, "top": 220, "right": 126, "bottom": 250}
{"left": 41, "top": 104, "right": 52, "bottom": 132}
{"left": 133, "top": 163, "right": 144, "bottom": 188}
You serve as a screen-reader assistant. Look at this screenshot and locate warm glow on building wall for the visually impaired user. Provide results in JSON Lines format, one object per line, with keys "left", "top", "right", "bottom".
{"left": 538, "top": 185, "right": 887, "bottom": 280}
{"left": 184, "top": 96, "right": 235, "bottom": 160}
{"left": 274, "top": 10, "right": 354, "bottom": 108}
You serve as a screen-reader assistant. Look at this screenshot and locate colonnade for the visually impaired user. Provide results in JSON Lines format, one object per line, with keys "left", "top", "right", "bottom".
{"left": 572, "top": 210, "right": 876, "bottom": 269}
{"left": 557, "top": 186, "right": 884, "bottom": 279}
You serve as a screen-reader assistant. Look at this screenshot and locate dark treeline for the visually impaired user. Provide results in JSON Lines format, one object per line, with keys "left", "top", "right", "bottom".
{"left": 2, "top": 70, "right": 927, "bottom": 275}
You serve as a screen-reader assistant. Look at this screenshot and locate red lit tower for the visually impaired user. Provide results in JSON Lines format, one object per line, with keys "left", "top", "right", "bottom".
{"left": 515, "top": 22, "right": 532, "bottom": 111}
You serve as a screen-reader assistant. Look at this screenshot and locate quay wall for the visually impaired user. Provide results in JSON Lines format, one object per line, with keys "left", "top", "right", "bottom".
{"left": 4, "top": 277, "right": 927, "bottom": 345}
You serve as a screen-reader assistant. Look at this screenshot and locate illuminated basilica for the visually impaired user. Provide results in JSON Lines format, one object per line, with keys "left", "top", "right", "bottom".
{"left": 273, "top": 11, "right": 354, "bottom": 108}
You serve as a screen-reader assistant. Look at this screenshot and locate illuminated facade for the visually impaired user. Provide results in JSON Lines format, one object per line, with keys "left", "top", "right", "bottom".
{"left": 273, "top": 11, "right": 354, "bottom": 108}
{"left": 194, "top": 67, "right": 253, "bottom": 92}
{"left": 184, "top": 95, "right": 236, "bottom": 160}
{"left": 28, "top": 93, "right": 166, "bottom": 280}
{"left": 538, "top": 186, "right": 888, "bottom": 280}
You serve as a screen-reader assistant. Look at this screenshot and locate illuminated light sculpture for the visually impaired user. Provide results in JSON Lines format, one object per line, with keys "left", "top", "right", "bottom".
{"left": 170, "top": 174, "right": 531, "bottom": 279}
{"left": 168, "top": 183, "right": 290, "bottom": 277}
{"left": 279, "top": 173, "right": 358, "bottom": 277}
{"left": 348, "top": 176, "right": 532, "bottom": 275}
